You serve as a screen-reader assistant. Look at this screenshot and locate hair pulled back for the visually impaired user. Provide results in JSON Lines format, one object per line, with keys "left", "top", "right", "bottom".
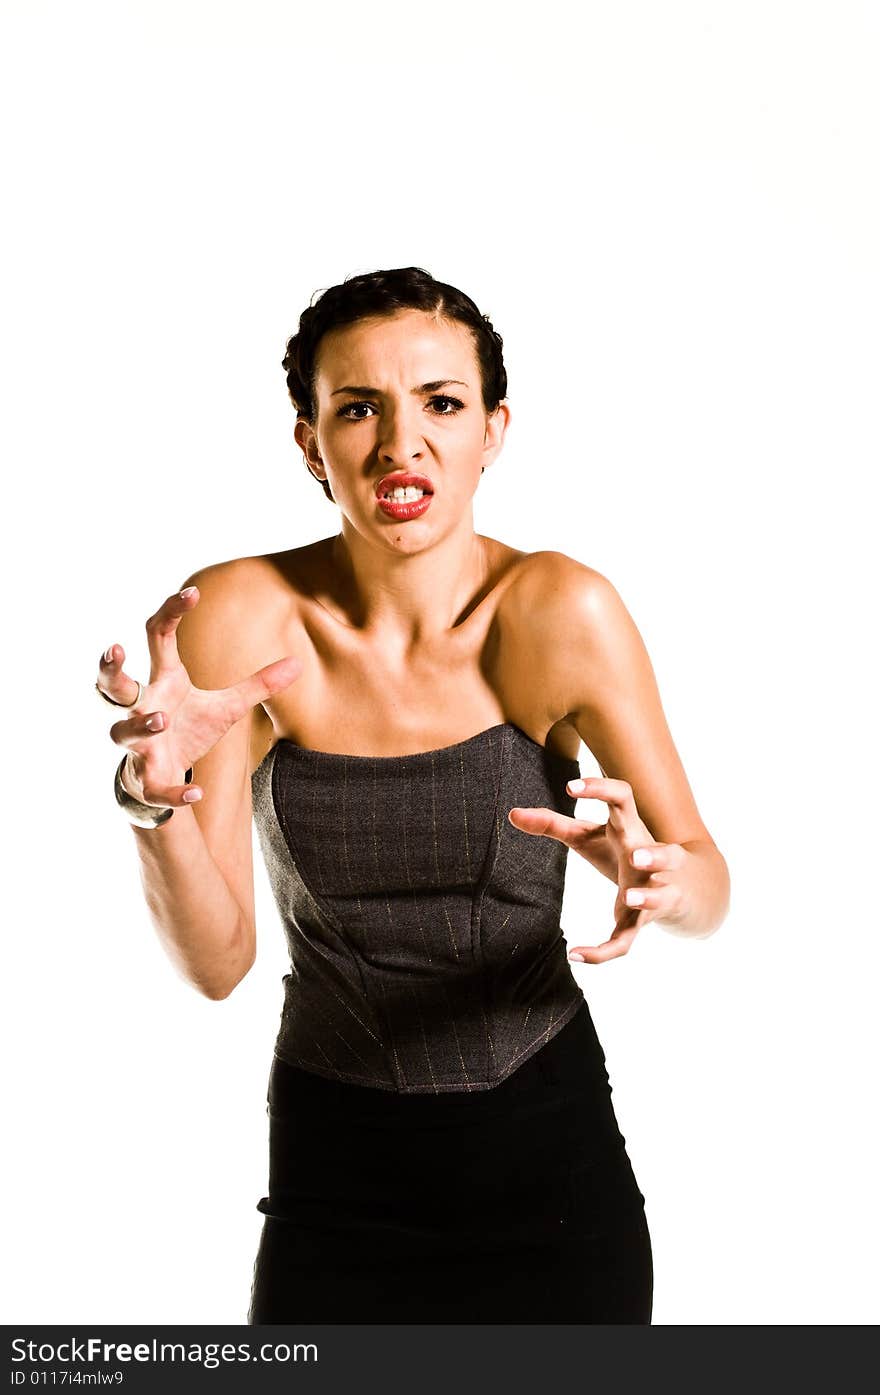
{"left": 282, "top": 266, "right": 508, "bottom": 503}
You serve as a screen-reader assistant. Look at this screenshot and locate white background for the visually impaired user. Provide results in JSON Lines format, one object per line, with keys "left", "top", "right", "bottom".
{"left": 2, "top": 0, "right": 877, "bottom": 1325}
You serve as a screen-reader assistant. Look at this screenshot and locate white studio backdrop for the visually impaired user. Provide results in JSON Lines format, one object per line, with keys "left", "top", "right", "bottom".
{"left": 1, "top": 0, "right": 877, "bottom": 1325}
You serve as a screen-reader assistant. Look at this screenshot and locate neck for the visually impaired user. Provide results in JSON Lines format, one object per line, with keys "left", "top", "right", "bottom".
{"left": 329, "top": 514, "right": 489, "bottom": 647}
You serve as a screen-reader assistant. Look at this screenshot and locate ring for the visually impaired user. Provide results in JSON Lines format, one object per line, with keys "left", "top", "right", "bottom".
{"left": 95, "top": 679, "right": 144, "bottom": 709}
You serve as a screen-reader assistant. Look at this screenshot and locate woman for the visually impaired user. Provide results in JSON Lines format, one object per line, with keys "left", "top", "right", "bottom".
{"left": 96, "top": 266, "right": 730, "bottom": 1324}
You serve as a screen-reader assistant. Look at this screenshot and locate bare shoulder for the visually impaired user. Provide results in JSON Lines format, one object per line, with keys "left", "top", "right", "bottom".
{"left": 509, "top": 551, "right": 715, "bottom": 848}
{"left": 512, "top": 550, "right": 662, "bottom": 712}
{"left": 175, "top": 549, "right": 306, "bottom": 687}
{"left": 501, "top": 549, "right": 609, "bottom": 612}
{"left": 174, "top": 550, "right": 309, "bottom": 771}
{"left": 519, "top": 552, "right": 643, "bottom": 693}
{"left": 478, "top": 548, "right": 606, "bottom": 747}
{"left": 499, "top": 549, "right": 624, "bottom": 701}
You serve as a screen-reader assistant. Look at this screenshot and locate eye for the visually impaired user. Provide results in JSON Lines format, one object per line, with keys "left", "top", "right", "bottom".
{"left": 335, "top": 400, "right": 377, "bottom": 420}
{"left": 334, "top": 395, "right": 466, "bottom": 420}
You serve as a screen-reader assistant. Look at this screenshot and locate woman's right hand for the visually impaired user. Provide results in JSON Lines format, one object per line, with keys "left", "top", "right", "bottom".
{"left": 98, "top": 585, "right": 303, "bottom": 809}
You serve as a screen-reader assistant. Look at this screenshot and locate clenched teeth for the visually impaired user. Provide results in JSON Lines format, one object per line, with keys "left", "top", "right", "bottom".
{"left": 383, "top": 486, "right": 427, "bottom": 500}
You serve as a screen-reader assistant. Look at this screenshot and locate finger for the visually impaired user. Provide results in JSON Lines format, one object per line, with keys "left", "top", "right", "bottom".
{"left": 222, "top": 655, "right": 304, "bottom": 724}
{"left": 507, "top": 804, "right": 608, "bottom": 853}
{"left": 97, "top": 643, "right": 143, "bottom": 707}
{"left": 630, "top": 843, "right": 685, "bottom": 872}
{"left": 624, "top": 883, "right": 683, "bottom": 916}
{"left": 566, "top": 775, "right": 639, "bottom": 828}
{"left": 568, "top": 902, "right": 646, "bottom": 963}
{"left": 108, "top": 710, "right": 169, "bottom": 748}
{"left": 117, "top": 750, "right": 202, "bottom": 808}
{"left": 140, "top": 773, "right": 203, "bottom": 808}
{"left": 145, "top": 586, "right": 199, "bottom": 683}
{"left": 567, "top": 922, "right": 642, "bottom": 964}
{"left": 631, "top": 845, "right": 661, "bottom": 870}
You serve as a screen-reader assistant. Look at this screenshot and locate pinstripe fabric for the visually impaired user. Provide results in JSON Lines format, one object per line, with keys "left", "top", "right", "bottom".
{"left": 251, "top": 722, "right": 587, "bottom": 1094}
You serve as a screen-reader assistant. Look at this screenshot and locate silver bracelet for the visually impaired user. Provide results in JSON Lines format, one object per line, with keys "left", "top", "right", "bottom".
{"left": 114, "top": 755, "right": 194, "bottom": 829}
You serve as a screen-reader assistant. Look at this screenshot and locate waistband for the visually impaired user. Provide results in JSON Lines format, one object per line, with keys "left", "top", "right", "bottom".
{"left": 266, "top": 999, "right": 610, "bottom": 1126}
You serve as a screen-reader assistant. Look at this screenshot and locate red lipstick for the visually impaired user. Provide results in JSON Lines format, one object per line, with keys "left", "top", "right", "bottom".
{"left": 375, "top": 472, "right": 434, "bottom": 522}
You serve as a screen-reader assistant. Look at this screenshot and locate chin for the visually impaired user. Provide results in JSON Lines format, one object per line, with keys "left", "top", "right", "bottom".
{"left": 379, "top": 524, "right": 436, "bottom": 551}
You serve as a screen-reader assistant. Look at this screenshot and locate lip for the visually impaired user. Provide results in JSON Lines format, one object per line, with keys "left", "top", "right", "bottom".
{"left": 375, "top": 472, "right": 435, "bottom": 498}
{"left": 375, "top": 472, "right": 435, "bottom": 522}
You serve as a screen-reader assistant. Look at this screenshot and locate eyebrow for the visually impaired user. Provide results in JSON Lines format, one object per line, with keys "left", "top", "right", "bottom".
{"left": 330, "top": 379, "right": 470, "bottom": 397}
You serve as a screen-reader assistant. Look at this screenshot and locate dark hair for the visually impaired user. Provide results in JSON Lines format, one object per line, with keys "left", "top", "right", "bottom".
{"left": 282, "top": 266, "right": 508, "bottom": 502}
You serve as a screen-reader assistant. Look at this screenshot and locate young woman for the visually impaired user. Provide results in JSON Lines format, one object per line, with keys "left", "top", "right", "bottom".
{"left": 96, "top": 266, "right": 729, "bottom": 1324}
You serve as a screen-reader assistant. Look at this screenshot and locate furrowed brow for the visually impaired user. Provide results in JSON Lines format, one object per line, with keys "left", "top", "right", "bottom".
{"left": 330, "top": 380, "right": 469, "bottom": 397}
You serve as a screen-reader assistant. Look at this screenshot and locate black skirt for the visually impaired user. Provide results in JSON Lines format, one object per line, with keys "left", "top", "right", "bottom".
{"left": 248, "top": 1001, "right": 652, "bottom": 1324}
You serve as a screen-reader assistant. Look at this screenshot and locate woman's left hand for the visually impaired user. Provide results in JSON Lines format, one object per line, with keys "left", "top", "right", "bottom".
{"left": 507, "top": 775, "right": 690, "bottom": 963}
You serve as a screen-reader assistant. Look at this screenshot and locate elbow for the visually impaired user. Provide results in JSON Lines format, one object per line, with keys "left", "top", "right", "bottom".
{"left": 185, "top": 919, "right": 256, "bottom": 1000}
{"left": 200, "top": 946, "right": 256, "bottom": 1001}
{"left": 700, "top": 890, "right": 732, "bottom": 940}
{"left": 202, "top": 980, "right": 235, "bottom": 1001}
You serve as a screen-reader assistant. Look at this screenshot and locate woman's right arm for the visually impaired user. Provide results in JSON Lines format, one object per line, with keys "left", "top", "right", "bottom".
{"left": 125, "top": 761, "right": 254, "bottom": 1001}
{"left": 100, "top": 564, "right": 302, "bottom": 1000}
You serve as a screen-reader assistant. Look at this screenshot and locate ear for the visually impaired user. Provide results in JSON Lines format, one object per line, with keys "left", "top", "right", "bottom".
{"left": 481, "top": 400, "right": 511, "bottom": 471}
{"left": 294, "top": 416, "right": 326, "bottom": 481}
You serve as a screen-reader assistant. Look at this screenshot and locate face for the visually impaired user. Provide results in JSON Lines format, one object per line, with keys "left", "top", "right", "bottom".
{"left": 295, "top": 308, "right": 509, "bottom": 548}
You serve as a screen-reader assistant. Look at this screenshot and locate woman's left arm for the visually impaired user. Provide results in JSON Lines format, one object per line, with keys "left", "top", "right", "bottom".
{"left": 507, "top": 556, "right": 731, "bottom": 963}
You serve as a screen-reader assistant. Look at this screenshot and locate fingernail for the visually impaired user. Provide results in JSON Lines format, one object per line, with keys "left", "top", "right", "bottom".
{"left": 180, "top": 586, "right": 197, "bottom": 599}
{"left": 626, "top": 889, "right": 646, "bottom": 906}
{"left": 104, "top": 645, "right": 115, "bottom": 664}
{"left": 569, "top": 952, "right": 586, "bottom": 962}
{"left": 567, "top": 779, "right": 586, "bottom": 794}
{"left": 144, "top": 714, "right": 164, "bottom": 731}
{"left": 632, "top": 849, "right": 653, "bottom": 867}
{"left": 182, "top": 788, "right": 202, "bottom": 802}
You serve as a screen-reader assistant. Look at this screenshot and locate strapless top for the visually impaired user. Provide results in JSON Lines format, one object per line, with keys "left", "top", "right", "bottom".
{"left": 250, "top": 721, "right": 586, "bottom": 1094}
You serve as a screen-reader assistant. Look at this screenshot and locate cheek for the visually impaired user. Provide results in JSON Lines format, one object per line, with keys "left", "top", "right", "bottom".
{"left": 450, "top": 419, "right": 487, "bottom": 451}
{"left": 322, "top": 424, "right": 369, "bottom": 459}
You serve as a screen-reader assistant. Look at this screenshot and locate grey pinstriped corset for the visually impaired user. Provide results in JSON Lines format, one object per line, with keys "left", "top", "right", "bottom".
{"left": 250, "top": 721, "right": 586, "bottom": 1095}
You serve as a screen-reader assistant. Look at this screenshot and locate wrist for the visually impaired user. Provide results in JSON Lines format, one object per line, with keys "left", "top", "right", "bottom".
{"left": 113, "top": 752, "right": 195, "bottom": 828}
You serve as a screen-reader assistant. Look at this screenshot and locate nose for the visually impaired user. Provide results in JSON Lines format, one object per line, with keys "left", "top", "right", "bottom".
{"left": 377, "top": 403, "right": 425, "bottom": 466}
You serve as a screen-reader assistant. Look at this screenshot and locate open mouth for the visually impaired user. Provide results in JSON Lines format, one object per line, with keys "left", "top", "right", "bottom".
{"left": 375, "top": 472, "right": 435, "bottom": 500}
{"left": 375, "top": 473, "right": 435, "bottom": 520}
{"left": 381, "top": 485, "right": 430, "bottom": 501}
